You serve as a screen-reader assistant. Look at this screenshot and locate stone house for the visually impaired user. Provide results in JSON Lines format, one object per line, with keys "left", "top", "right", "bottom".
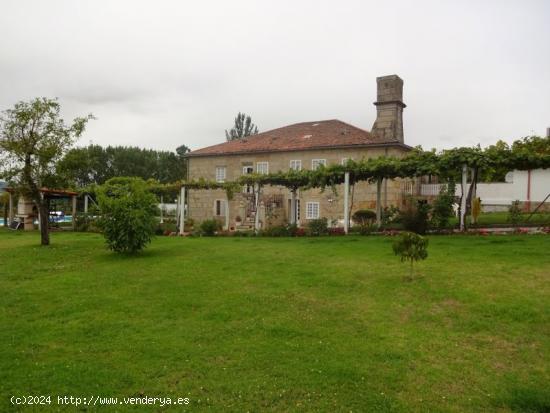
{"left": 184, "top": 75, "right": 413, "bottom": 230}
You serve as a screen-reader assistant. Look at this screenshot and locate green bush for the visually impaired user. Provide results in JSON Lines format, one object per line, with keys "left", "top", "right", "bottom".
{"left": 200, "top": 219, "right": 222, "bottom": 236}
{"left": 508, "top": 200, "right": 522, "bottom": 227}
{"left": 155, "top": 222, "right": 177, "bottom": 235}
{"left": 400, "top": 197, "right": 431, "bottom": 235}
{"left": 306, "top": 218, "right": 328, "bottom": 236}
{"left": 430, "top": 182, "right": 456, "bottom": 230}
{"left": 74, "top": 213, "right": 100, "bottom": 232}
{"left": 382, "top": 205, "right": 401, "bottom": 227}
{"left": 352, "top": 209, "right": 376, "bottom": 226}
{"left": 97, "top": 177, "right": 157, "bottom": 253}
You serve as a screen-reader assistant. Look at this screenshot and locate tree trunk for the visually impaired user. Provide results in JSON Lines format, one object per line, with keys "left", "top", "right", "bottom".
{"left": 38, "top": 201, "right": 50, "bottom": 245}
{"left": 465, "top": 167, "right": 478, "bottom": 217}
{"left": 3, "top": 203, "right": 7, "bottom": 227}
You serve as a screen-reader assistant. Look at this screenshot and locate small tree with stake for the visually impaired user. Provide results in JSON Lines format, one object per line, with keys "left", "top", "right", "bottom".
{"left": 392, "top": 231, "right": 429, "bottom": 280}
{"left": 0, "top": 98, "right": 92, "bottom": 245}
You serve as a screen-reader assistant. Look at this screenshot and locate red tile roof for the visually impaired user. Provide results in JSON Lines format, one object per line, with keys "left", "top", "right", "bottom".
{"left": 186, "top": 119, "right": 410, "bottom": 157}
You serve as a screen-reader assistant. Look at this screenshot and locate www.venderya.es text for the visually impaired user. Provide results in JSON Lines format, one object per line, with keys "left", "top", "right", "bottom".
{"left": 10, "top": 395, "right": 190, "bottom": 407}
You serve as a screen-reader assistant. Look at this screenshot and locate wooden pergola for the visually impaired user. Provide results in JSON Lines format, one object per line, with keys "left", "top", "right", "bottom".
{"left": 5, "top": 187, "right": 78, "bottom": 231}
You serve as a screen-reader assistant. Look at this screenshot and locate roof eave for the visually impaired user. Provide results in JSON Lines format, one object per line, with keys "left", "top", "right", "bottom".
{"left": 184, "top": 141, "right": 413, "bottom": 158}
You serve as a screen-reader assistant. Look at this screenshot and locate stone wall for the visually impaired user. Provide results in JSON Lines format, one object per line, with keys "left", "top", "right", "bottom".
{"left": 187, "top": 145, "right": 411, "bottom": 228}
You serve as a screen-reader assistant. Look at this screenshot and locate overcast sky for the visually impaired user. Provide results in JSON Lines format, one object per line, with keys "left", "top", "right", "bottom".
{"left": 1, "top": 0, "right": 549, "bottom": 152}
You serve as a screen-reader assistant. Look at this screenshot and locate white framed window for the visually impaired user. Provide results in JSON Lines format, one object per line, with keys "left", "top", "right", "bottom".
{"left": 257, "top": 162, "right": 269, "bottom": 174}
{"left": 311, "top": 159, "right": 326, "bottom": 170}
{"left": 341, "top": 157, "right": 350, "bottom": 165}
{"left": 215, "top": 166, "right": 226, "bottom": 182}
{"left": 214, "top": 199, "right": 226, "bottom": 216}
{"left": 306, "top": 202, "right": 320, "bottom": 219}
{"left": 290, "top": 160, "right": 302, "bottom": 171}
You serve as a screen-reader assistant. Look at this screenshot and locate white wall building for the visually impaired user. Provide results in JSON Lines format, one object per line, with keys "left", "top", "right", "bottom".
{"left": 421, "top": 169, "right": 550, "bottom": 211}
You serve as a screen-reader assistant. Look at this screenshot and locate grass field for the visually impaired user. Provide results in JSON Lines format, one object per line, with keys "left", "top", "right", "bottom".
{"left": 1, "top": 230, "right": 549, "bottom": 412}
{"left": 448, "top": 211, "right": 550, "bottom": 227}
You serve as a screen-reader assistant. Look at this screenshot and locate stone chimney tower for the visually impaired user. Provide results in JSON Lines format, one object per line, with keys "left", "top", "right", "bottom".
{"left": 371, "top": 75, "right": 406, "bottom": 143}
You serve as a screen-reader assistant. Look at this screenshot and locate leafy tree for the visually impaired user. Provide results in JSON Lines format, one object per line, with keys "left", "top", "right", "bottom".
{"left": 0, "top": 98, "right": 92, "bottom": 245}
{"left": 176, "top": 144, "right": 190, "bottom": 157}
{"left": 96, "top": 177, "right": 157, "bottom": 253}
{"left": 58, "top": 145, "right": 187, "bottom": 187}
{"left": 392, "top": 231, "right": 429, "bottom": 279}
{"left": 225, "top": 112, "right": 259, "bottom": 141}
{"left": 57, "top": 144, "right": 110, "bottom": 187}
{"left": 511, "top": 135, "right": 550, "bottom": 155}
{"left": 430, "top": 181, "right": 456, "bottom": 230}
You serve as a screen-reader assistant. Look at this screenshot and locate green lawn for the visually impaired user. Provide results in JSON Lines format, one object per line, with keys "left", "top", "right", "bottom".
{"left": 1, "top": 230, "right": 549, "bottom": 412}
{"left": 448, "top": 211, "right": 550, "bottom": 227}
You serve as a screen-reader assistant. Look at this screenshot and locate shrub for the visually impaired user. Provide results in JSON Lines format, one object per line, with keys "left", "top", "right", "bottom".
{"left": 184, "top": 218, "right": 195, "bottom": 230}
{"left": 328, "top": 227, "right": 345, "bottom": 236}
{"left": 382, "top": 206, "right": 401, "bottom": 227}
{"left": 508, "top": 200, "right": 522, "bottom": 227}
{"left": 97, "top": 177, "right": 157, "bottom": 253}
{"left": 74, "top": 213, "right": 99, "bottom": 232}
{"left": 430, "top": 182, "right": 455, "bottom": 230}
{"left": 200, "top": 219, "right": 222, "bottom": 236}
{"left": 352, "top": 209, "right": 377, "bottom": 226}
{"left": 392, "top": 231, "right": 429, "bottom": 279}
{"left": 306, "top": 218, "right": 328, "bottom": 236}
{"left": 263, "top": 225, "right": 289, "bottom": 237}
{"left": 295, "top": 227, "right": 306, "bottom": 237}
{"left": 400, "top": 197, "right": 431, "bottom": 235}
{"left": 155, "top": 221, "right": 177, "bottom": 235}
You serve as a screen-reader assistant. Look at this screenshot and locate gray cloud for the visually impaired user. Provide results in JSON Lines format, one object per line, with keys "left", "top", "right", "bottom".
{"left": 1, "top": 0, "right": 549, "bottom": 152}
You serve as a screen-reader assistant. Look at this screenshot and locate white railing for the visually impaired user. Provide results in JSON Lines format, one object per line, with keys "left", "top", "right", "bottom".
{"left": 420, "top": 184, "right": 443, "bottom": 196}
{"left": 400, "top": 181, "right": 414, "bottom": 195}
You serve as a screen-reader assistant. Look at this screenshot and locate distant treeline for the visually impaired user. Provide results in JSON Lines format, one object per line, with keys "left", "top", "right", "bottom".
{"left": 58, "top": 144, "right": 189, "bottom": 187}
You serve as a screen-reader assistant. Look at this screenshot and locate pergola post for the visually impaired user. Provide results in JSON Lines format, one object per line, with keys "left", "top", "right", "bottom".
{"left": 290, "top": 189, "right": 297, "bottom": 225}
{"left": 8, "top": 192, "right": 14, "bottom": 225}
{"left": 71, "top": 195, "right": 77, "bottom": 231}
{"left": 376, "top": 177, "right": 382, "bottom": 228}
{"left": 225, "top": 198, "right": 230, "bottom": 230}
{"left": 179, "top": 186, "right": 185, "bottom": 235}
{"left": 460, "top": 164, "right": 468, "bottom": 231}
{"left": 344, "top": 172, "right": 350, "bottom": 234}
{"left": 254, "top": 183, "right": 260, "bottom": 233}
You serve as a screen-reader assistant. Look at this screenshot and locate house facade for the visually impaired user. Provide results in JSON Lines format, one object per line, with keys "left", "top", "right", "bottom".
{"left": 184, "top": 75, "right": 413, "bottom": 230}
